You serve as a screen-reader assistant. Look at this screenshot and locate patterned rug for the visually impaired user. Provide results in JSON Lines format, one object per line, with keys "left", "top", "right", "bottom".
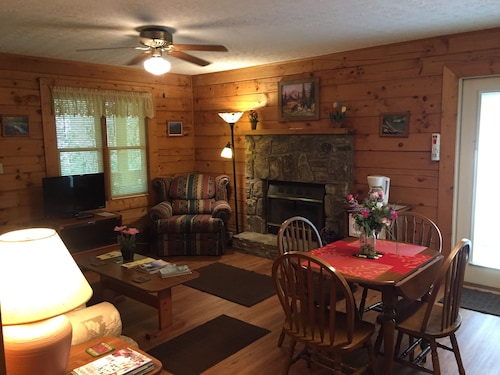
{"left": 147, "top": 314, "right": 270, "bottom": 375}
{"left": 183, "top": 262, "right": 276, "bottom": 307}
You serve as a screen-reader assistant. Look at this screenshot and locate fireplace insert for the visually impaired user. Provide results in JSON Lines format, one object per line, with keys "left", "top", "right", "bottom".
{"left": 266, "top": 180, "right": 325, "bottom": 234}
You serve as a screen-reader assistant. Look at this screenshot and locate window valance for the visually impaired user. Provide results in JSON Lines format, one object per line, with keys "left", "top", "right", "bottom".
{"left": 51, "top": 86, "right": 154, "bottom": 119}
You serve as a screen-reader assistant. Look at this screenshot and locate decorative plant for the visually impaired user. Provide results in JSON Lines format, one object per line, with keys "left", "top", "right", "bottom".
{"left": 328, "top": 101, "right": 347, "bottom": 123}
{"left": 114, "top": 225, "right": 139, "bottom": 250}
{"left": 248, "top": 110, "right": 259, "bottom": 123}
{"left": 346, "top": 192, "right": 398, "bottom": 235}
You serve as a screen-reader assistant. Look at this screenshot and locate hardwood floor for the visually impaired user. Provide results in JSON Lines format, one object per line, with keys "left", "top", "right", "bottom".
{"left": 104, "top": 248, "right": 500, "bottom": 374}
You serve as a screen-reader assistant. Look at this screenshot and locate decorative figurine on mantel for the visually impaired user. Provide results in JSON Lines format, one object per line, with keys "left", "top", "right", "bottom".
{"left": 328, "top": 101, "right": 347, "bottom": 127}
{"left": 248, "top": 110, "right": 259, "bottom": 130}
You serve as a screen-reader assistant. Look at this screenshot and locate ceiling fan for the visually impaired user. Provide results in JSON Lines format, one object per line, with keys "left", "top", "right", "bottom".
{"left": 77, "top": 25, "right": 228, "bottom": 74}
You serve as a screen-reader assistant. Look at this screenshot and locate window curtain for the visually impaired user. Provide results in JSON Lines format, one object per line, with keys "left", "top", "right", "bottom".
{"left": 51, "top": 86, "right": 154, "bottom": 119}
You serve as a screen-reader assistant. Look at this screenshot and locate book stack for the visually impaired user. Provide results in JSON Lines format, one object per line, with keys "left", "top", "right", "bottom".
{"left": 71, "top": 347, "right": 154, "bottom": 375}
{"left": 137, "top": 259, "right": 172, "bottom": 274}
{"left": 159, "top": 264, "right": 192, "bottom": 278}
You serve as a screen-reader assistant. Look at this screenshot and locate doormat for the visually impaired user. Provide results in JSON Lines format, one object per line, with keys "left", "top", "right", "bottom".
{"left": 183, "top": 262, "right": 276, "bottom": 307}
{"left": 147, "top": 314, "right": 270, "bottom": 375}
{"left": 459, "top": 287, "right": 500, "bottom": 317}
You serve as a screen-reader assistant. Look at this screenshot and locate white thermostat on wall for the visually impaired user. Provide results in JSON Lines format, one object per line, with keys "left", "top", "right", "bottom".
{"left": 431, "top": 133, "right": 440, "bottom": 161}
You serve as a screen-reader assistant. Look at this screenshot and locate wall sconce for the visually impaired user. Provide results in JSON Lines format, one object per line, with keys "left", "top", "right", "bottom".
{"left": 0, "top": 228, "right": 93, "bottom": 375}
{"left": 218, "top": 112, "right": 244, "bottom": 233}
{"left": 143, "top": 49, "right": 171, "bottom": 75}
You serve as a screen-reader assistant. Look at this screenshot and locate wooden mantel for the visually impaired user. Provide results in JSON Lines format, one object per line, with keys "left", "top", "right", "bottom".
{"left": 247, "top": 127, "right": 354, "bottom": 135}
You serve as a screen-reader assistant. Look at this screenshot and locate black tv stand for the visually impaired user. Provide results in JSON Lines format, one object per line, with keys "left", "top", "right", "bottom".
{"left": 76, "top": 213, "right": 95, "bottom": 220}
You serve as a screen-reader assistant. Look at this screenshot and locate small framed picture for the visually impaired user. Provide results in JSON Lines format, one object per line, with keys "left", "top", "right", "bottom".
{"left": 278, "top": 77, "right": 320, "bottom": 122}
{"left": 380, "top": 112, "right": 410, "bottom": 137}
{"left": 167, "top": 121, "right": 183, "bottom": 136}
{"left": 1, "top": 115, "right": 29, "bottom": 136}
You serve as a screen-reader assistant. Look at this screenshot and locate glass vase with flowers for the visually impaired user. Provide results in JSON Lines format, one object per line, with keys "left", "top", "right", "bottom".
{"left": 346, "top": 192, "right": 398, "bottom": 258}
{"left": 114, "top": 225, "right": 139, "bottom": 261}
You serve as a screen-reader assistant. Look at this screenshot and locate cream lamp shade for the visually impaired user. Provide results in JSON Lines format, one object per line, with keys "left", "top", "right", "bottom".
{"left": 0, "top": 228, "right": 93, "bottom": 375}
{"left": 218, "top": 112, "right": 244, "bottom": 124}
{"left": 221, "top": 142, "right": 233, "bottom": 158}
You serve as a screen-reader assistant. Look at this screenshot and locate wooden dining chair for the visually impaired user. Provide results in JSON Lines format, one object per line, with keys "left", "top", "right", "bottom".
{"left": 277, "top": 216, "right": 323, "bottom": 255}
{"left": 358, "top": 212, "right": 443, "bottom": 317}
{"left": 272, "top": 251, "right": 378, "bottom": 374}
{"left": 392, "top": 238, "right": 471, "bottom": 374}
{"left": 276, "top": 216, "right": 323, "bottom": 347}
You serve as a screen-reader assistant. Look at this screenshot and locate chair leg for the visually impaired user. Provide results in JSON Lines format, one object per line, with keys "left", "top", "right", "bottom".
{"left": 277, "top": 327, "right": 286, "bottom": 347}
{"left": 283, "top": 339, "right": 296, "bottom": 375}
{"left": 450, "top": 333, "right": 466, "bottom": 375}
{"left": 359, "top": 286, "right": 368, "bottom": 318}
{"left": 429, "top": 340, "right": 441, "bottom": 375}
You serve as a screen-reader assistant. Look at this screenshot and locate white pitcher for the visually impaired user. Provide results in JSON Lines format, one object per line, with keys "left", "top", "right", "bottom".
{"left": 367, "top": 176, "right": 390, "bottom": 204}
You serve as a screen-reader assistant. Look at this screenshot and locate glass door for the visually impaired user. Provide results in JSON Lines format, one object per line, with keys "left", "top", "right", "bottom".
{"left": 456, "top": 76, "right": 500, "bottom": 288}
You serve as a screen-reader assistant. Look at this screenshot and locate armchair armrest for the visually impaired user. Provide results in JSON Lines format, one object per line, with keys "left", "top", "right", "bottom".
{"left": 150, "top": 201, "right": 173, "bottom": 221}
{"left": 212, "top": 200, "right": 232, "bottom": 223}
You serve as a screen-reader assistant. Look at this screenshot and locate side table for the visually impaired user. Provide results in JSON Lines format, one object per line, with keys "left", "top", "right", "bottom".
{"left": 66, "top": 335, "right": 170, "bottom": 374}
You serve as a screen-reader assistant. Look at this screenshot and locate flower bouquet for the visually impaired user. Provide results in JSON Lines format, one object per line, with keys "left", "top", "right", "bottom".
{"left": 248, "top": 110, "right": 259, "bottom": 129}
{"left": 328, "top": 101, "right": 347, "bottom": 125}
{"left": 346, "top": 192, "right": 398, "bottom": 257}
{"left": 114, "top": 225, "right": 139, "bottom": 261}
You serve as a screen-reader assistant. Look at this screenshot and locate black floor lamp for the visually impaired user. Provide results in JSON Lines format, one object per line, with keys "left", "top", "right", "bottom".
{"left": 218, "top": 112, "right": 244, "bottom": 234}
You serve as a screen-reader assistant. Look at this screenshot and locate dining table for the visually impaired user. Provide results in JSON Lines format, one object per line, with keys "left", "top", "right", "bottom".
{"left": 310, "top": 237, "right": 442, "bottom": 375}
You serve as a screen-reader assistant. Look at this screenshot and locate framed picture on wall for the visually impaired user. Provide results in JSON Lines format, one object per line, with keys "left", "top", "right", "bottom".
{"left": 1, "top": 115, "right": 29, "bottom": 136}
{"left": 380, "top": 112, "right": 410, "bottom": 137}
{"left": 278, "top": 77, "right": 320, "bottom": 121}
{"left": 167, "top": 121, "right": 183, "bottom": 136}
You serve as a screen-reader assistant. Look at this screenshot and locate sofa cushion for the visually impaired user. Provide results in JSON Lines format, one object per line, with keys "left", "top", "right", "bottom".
{"left": 169, "top": 174, "right": 216, "bottom": 200}
{"left": 157, "top": 214, "right": 224, "bottom": 233}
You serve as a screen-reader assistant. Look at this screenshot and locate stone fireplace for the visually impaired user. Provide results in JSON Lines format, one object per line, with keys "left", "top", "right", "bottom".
{"left": 244, "top": 133, "right": 353, "bottom": 241}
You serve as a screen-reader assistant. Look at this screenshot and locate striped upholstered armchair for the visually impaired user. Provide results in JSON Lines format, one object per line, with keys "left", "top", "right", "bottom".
{"left": 150, "top": 174, "right": 232, "bottom": 256}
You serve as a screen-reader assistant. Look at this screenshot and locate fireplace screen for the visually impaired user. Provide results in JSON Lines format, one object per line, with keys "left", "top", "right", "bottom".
{"left": 266, "top": 180, "right": 325, "bottom": 234}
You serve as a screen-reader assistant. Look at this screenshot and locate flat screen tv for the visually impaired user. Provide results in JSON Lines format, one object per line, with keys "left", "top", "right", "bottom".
{"left": 42, "top": 172, "right": 106, "bottom": 219}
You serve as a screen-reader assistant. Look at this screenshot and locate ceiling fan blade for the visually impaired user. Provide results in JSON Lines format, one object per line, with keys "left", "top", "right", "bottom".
{"left": 172, "top": 44, "right": 228, "bottom": 52}
{"left": 76, "top": 46, "right": 138, "bottom": 52}
{"left": 127, "top": 51, "right": 152, "bottom": 66}
{"left": 168, "top": 50, "right": 211, "bottom": 66}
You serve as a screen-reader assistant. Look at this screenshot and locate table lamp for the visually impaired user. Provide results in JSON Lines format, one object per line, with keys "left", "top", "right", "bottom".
{"left": 0, "top": 228, "right": 93, "bottom": 375}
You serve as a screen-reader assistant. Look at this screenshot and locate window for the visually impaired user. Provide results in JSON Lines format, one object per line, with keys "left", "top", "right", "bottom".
{"left": 51, "top": 86, "right": 153, "bottom": 199}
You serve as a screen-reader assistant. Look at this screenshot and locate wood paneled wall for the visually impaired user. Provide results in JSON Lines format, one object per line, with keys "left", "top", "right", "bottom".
{"left": 192, "top": 27, "right": 500, "bottom": 251}
{"left": 0, "top": 53, "right": 194, "bottom": 233}
{"left": 3, "top": 27, "right": 500, "bottom": 251}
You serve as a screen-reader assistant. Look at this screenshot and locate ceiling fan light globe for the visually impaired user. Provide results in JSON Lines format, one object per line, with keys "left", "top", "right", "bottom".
{"left": 144, "top": 56, "right": 171, "bottom": 75}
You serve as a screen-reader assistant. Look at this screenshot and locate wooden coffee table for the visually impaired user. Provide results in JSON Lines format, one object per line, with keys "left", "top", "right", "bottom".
{"left": 66, "top": 336, "right": 166, "bottom": 374}
{"left": 80, "top": 253, "right": 199, "bottom": 337}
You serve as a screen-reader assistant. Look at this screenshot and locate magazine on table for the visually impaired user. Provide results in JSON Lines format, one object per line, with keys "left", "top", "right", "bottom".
{"left": 137, "top": 259, "right": 172, "bottom": 274}
{"left": 159, "top": 264, "right": 192, "bottom": 278}
{"left": 71, "top": 347, "right": 154, "bottom": 375}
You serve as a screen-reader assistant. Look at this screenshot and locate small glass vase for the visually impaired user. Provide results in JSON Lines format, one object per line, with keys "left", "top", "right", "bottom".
{"left": 250, "top": 120, "right": 258, "bottom": 130}
{"left": 121, "top": 246, "right": 135, "bottom": 262}
{"left": 359, "top": 230, "right": 377, "bottom": 257}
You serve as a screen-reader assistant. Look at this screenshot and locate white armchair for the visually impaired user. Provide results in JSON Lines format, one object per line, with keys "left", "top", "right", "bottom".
{"left": 65, "top": 302, "right": 138, "bottom": 347}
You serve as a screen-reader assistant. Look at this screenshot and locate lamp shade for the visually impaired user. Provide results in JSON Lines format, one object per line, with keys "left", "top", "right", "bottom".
{"left": 221, "top": 142, "right": 233, "bottom": 158}
{"left": 218, "top": 112, "right": 244, "bottom": 124}
{"left": 0, "top": 228, "right": 92, "bottom": 325}
{"left": 144, "top": 56, "right": 171, "bottom": 75}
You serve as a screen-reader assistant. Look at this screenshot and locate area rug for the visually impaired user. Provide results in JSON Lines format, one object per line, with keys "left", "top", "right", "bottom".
{"left": 147, "top": 314, "right": 270, "bottom": 375}
{"left": 459, "top": 287, "right": 500, "bottom": 317}
{"left": 183, "top": 262, "right": 276, "bottom": 307}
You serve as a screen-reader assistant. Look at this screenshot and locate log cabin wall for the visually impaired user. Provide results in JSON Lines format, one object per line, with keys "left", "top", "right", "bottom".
{"left": 0, "top": 53, "right": 194, "bottom": 234}
{"left": 192, "top": 27, "right": 500, "bottom": 252}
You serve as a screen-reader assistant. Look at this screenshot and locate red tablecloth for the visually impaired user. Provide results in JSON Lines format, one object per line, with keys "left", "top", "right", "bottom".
{"left": 310, "top": 240, "right": 431, "bottom": 280}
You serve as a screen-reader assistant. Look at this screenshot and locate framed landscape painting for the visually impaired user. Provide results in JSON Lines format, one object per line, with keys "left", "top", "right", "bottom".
{"left": 380, "top": 112, "right": 410, "bottom": 137}
{"left": 278, "top": 77, "right": 320, "bottom": 121}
